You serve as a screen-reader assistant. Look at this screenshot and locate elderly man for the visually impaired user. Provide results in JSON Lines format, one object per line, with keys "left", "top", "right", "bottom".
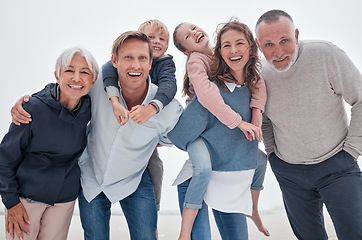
{"left": 10, "top": 31, "right": 183, "bottom": 240}
{"left": 255, "top": 9, "right": 362, "bottom": 240}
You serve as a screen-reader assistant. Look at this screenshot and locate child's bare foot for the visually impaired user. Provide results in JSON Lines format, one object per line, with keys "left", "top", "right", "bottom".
{"left": 247, "top": 211, "right": 270, "bottom": 237}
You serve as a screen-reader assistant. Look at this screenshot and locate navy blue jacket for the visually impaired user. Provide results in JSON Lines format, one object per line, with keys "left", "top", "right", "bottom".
{"left": 0, "top": 84, "right": 91, "bottom": 209}
{"left": 102, "top": 54, "right": 177, "bottom": 108}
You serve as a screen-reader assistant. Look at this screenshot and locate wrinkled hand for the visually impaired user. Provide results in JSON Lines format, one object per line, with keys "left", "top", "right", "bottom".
{"left": 130, "top": 104, "right": 157, "bottom": 125}
{"left": 11, "top": 95, "right": 31, "bottom": 125}
{"left": 110, "top": 97, "right": 129, "bottom": 126}
{"left": 6, "top": 202, "right": 30, "bottom": 239}
{"left": 238, "top": 121, "right": 263, "bottom": 142}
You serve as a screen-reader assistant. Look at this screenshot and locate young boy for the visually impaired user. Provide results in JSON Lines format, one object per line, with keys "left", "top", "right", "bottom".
{"left": 101, "top": 19, "right": 177, "bottom": 215}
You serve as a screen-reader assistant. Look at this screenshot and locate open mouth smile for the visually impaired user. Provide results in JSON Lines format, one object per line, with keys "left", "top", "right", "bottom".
{"left": 128, "top": 72, "right": 142, "bottom": 77}
{"left": 196, "top": 33, "right": 205, "bottom": 43}
{"left": 230, "top": 56, "right": 242, "bottom": 61}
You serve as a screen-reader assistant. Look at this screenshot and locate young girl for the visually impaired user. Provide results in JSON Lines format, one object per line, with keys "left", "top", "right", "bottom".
{"left": 173, "top": 22, "right": 269, "bottom": 239}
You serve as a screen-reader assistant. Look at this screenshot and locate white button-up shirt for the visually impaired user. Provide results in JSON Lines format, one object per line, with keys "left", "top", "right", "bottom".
{"left": 79, "top": 74, "right": 183, "bottom": 203}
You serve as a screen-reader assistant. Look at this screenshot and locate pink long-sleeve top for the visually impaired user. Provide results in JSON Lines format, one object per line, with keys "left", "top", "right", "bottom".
{"left": 185, "top": 52, "right": 266, "bottom": 129}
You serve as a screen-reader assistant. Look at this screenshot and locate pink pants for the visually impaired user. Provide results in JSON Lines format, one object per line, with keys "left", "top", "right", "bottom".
{"left": 5, "top": 198, "right": 75, "bottom": 240}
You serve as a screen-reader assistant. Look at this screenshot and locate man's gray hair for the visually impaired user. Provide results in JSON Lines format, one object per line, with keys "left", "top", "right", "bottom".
{"left": 255, "top": 9, "right": 294, "bottom": 35}
{"left": 55, "top": 47, "right": 99, "bottom": 81}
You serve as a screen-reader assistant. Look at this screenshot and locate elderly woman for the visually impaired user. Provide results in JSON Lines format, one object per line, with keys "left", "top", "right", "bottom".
{"left": 0, "top": 47, "right": 99, "bottom": 240}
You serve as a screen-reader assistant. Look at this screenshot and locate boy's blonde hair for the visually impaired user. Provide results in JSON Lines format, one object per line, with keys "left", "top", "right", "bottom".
{"left": 138, "top": 19, "right": 170, "bottom": 44}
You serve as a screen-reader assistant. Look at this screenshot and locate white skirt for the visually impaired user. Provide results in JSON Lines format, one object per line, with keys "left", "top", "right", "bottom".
{"left": 173, "top": 159, "right": 254, "bottom": 215}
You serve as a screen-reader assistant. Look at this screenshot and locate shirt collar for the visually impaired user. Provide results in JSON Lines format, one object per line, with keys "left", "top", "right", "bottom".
{"left": 224, "top": 81, "right": 243, "bottom": 93}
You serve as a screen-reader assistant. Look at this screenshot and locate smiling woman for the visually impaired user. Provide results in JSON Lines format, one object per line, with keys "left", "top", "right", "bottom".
{"left": 169, "top": 20, "right": 268, "bottom": 239}
{"left": 55, "top": 51, "right": 98, "bottom": 110}
{"left": 0, "top": 47, "right": 99, "bottom": 240}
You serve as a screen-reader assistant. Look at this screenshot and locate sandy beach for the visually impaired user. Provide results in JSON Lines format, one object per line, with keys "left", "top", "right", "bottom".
{"left": 1, "top": 207, "right": 337, "bottom": 240}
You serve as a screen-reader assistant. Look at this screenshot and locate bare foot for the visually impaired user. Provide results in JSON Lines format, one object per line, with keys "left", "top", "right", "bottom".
{"left": 247, "top": 211, "right": 270, "bottom": 237}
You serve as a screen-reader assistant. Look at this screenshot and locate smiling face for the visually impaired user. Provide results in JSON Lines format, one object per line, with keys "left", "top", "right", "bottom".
{"left": 142, "top": 25, "right": 168, "bottom": 59}
{"left": 55, "top": 53, "right": 95, "bottom": 108}
{"left": 111, "top": 38, "right": 152, "bottom": 93}
{"left": 175, "top": 23, "right": 211, "bottom": 55}
{"left": 256, "top": 16, "right": 299, "bottom": 72}
{"left": 220, "top": 29, "right": 250, "bottom": 81}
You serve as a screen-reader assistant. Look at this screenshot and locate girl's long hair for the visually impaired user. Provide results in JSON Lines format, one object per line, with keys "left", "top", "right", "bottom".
{"left": 173, "top": 23, "right": 192, "bottom": 97}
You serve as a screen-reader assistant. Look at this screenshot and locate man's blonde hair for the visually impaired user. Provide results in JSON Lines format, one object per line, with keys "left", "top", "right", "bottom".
{"left": 138, "top": 19, "right": 169, "bottom": 44}
{"left": 111, "top": 31, "right": 152, "bottom": 61}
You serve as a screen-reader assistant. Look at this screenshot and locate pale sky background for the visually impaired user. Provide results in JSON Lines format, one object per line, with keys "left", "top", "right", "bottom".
{"left": 0, "top": 0, "right": 361, "bottom": 214}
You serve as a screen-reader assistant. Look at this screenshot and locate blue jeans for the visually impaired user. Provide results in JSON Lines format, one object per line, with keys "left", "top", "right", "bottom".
{"left": 251, "top": 149, "right": 267, "bottom": 190}
{"left": 78, "top": 170, "right": 157, "bottom": 240}
{"left": 185, "top": 137, "right": 212, "bottom": 209}
{"left": 269, "top": 150, "right": 362, "bottom": 240}
{"left": 178, "top": 179, "right": 248, "bottom": 240}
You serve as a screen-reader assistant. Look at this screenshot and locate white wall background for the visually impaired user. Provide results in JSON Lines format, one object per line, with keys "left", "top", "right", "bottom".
{"left": 0, "top": 0, "right": 361, "bottom": 214}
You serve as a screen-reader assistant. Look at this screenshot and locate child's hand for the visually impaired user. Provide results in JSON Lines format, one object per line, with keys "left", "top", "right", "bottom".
{"left": 130, "top": 104, "right": 158, "bottom": 125}
{"left": 110, "top": 96, "right": 129, "bottom": 126}
{"left": 238, "top": 120, "right": 263, "bottom": 142}
{"left": 251, "top": 108, "right": 263, "bottom": 141}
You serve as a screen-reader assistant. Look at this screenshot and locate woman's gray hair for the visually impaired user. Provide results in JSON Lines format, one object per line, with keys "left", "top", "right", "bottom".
{"left": 55, "top": 47, "right": 99, "bottom": 81}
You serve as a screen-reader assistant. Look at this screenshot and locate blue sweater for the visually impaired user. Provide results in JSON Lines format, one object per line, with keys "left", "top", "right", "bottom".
{"left": 102, "top": 54, "right": 177, "bottom": 108}
{"left": 168, "top": 83, "right": 258, "bottom": 171}
{"left": 0, "top": 83, "right": 91, "bottom": 209}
